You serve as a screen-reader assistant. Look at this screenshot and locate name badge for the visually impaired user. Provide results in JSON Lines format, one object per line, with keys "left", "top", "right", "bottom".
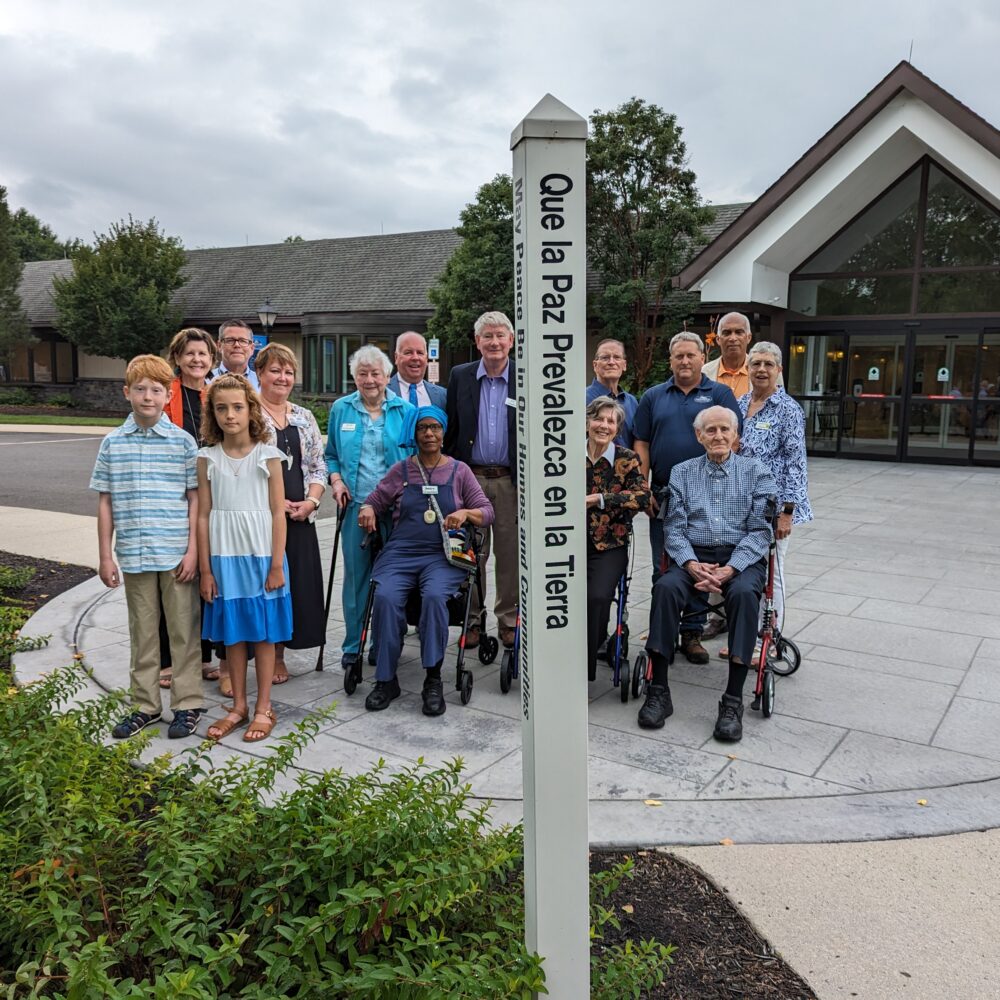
{"left": 422, "top": 485, "right": 438, "bottom": 495}
{"left": 757, "top": 421, "right": 772, "bottom": 430}
{"left": 341, "top": 422, "right": 356, "bottom": 431}
{"left": 505, "top": 397, "right": 517, "bottom": 408}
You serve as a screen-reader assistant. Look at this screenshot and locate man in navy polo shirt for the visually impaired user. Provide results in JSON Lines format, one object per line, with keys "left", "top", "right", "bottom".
{"left": 633, "top": 331, "right": 742, "bottom": 663}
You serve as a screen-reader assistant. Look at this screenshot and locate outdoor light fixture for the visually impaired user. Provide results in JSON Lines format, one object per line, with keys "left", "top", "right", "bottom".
{"left": 257, "top": 298, "right": 278, "bottom": 335}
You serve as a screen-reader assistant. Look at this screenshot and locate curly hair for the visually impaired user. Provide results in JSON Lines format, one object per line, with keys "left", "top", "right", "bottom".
{"left": 201, "top": 374, "right": 269, "bottom": 445}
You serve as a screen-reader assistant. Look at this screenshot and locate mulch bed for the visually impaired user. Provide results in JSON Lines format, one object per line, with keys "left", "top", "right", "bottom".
{"left": 0, "top": 552, "right": 814, "bottom": 996}
{"left": 595, "top": 850, "right": 816, "bottom": 998}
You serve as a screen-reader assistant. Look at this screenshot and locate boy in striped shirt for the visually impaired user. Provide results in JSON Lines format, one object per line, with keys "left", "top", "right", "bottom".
{"left": 90, "top": 355, "right": 204, "bottom": 740}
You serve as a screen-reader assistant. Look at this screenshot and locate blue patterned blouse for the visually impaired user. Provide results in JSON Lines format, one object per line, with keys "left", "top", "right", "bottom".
{"left": 737, "top": 388, "right": 813, "bottom": 525}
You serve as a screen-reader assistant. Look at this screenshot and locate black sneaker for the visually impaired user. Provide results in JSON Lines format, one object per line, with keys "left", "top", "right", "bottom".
{"left": 714, "top": 694, "right": 744, "bottom": 741}
{"left": 637, "top": 684, "right": 673, "bottom": 729}
{"left": 679, "top": 632, "right": 709, "bottom": 665}
{"left": 111, "top": 710, "right": 161, "bottom": 740}
{"left": 365, "top": 676, "right": 401, "bottom": 711}
{"left": 421, "top": 676, "right": 446, "bottom": 716}
{"left": 167, "top": 708, "right": 204, "bottom": 740}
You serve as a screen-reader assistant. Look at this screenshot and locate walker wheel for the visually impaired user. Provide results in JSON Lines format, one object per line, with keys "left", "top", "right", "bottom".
{"left": 761, "top": 668, "right": 775, "bottom": 718}
{"left": 770, "top": 636, "right": 802, "bottom": 676}
{"left": 479, "top": 635, "right": 499, "bottom": 665}
{"left": 619, "top": 660, "right": 630, "bottom": 704}
{"left": 631, "top": 651, "right": 647, "bottom": 700}
{"left": 460, "top": 670, "right": 474, "bottom": 705}
{"left": 499, "top": 649, "right": 513, "bottom": 694}
{"left": 344, "top": 667, "right": 358, "bottom": 696}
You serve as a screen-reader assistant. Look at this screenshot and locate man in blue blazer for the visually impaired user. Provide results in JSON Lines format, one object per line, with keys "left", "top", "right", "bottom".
{"left": 444, "top": 311, "right": 517, "bottom": 649}
{"left": 388, "top": 331, "right": 447, "bottom": 408}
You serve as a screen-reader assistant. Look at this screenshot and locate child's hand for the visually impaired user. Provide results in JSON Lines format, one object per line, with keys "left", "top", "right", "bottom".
{"left": 99, "top": 558, "right": 120, "bottom": 588}
{"left": 265, "top": 565, "right": 285, "bottom": 592}
{"left": 200, "top": 572, "right": 218, "bottom": 603}
{"left": 175, "top": 550, "right": 198, "bottom": 583}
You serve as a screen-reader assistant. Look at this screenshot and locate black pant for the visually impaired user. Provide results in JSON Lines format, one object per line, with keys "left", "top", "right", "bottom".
{"left": 647, "top": 551, "right": 765, "bottom": 667}
{"left": 587, "top": 544, "right": 628, "bottom": 681}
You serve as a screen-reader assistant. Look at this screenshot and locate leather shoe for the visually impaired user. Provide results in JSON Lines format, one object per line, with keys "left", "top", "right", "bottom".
{"left": 714, "top": 694, "right": 744, "bottom": 741}
{"left": 465, "top": 625, "right": 480, "bottom": 649}
{"left": 421, "top": 676, "right": 446, "bottom": 716}
{"left": 701, "top": 616, "right": 727, "bottom": 640}
{"left": 365, "top": 676, "right": 401, "bottom": 711}
{"left": 499, "top": 626, "right": 516, "bottom": 648}
{"left": 637, "top": 684, "right": 673, "bottom": 729}
{"left": 679, "top": 632, "right": 710, "bottom": 665}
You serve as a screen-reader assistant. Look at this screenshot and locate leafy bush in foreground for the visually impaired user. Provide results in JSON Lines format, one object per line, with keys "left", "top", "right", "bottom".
{"left": 0, "top": 666, "right": 671, "bottom": 997}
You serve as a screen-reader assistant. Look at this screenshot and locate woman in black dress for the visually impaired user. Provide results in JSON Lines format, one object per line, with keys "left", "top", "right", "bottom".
{"left": 256, "top": 342, "right": 326, "bottom": 683}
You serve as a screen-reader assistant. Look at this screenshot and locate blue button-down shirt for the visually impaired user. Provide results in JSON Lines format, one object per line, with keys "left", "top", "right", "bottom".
{"left": 633, "top": 375, "right": 742, "bottom": 487}
{"left": 665, "top": 453, "right": 776, "bottom": 572}
{"left": 586, "top": 378, "right": 638, "bottom": 448}
{"left": 471, "top": 360, "right": 510, "bottom": 466}
{"left": 738, "top": 389, "right": 813, "bottom": 525}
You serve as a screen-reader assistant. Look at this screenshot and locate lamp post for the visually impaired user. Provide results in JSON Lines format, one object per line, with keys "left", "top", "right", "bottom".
{"left": 257, "top": 298, "right": 277, "bottom": 338}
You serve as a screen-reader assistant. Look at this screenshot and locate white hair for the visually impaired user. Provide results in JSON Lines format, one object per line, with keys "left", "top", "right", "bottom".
{"left": 693, "top": 405, "right": 738, "bottom": 433}
{"left": 748, "top": 341, "right": 783, "bottom": 365}
{"left": 474, "top": 311, "right": 514, "bottom": 337}
{"left": 669, "top": 331, "right": 705, "bottom": 355}
{"left": 349, "top": 344, "right": 392, "bottom": 378}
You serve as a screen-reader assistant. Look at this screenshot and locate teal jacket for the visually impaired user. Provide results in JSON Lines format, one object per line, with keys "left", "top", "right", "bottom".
{"left": 324, "top": 391, "right": 414, "bottom": 495}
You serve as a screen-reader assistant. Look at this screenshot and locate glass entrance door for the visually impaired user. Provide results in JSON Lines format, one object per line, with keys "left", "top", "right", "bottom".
{"left": 840, "top": 333, "right": 906, "bottom": 458}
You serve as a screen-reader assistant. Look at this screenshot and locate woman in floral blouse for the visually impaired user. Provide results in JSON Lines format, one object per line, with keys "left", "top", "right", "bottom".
{"left": 586, "top": 396, "right": 651, "bottom": 681}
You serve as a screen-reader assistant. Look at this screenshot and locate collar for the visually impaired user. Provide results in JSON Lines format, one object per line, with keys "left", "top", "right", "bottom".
{"left": 664, "top": 374, "right": 710, "bottom": 392}
{"left": 718, "top": 358, "right": 749, "bottom": 376}
{"left": 216, "top": 363, "right": 250, "bottom": 377}
{"left": 587, "top": 441, "right": 616, "bottom": 465}
{"left": 123, "top": 413, "right": 172, "bottom": 437}
{"left": 476, "top": 359, "right": 510, "bottom": 382}
{"left": 351, "top": 392, "right": 391, "bottom": 414}
{"left": 590, "top": 377, "right": 628, "bottom": 400}
{"left": 703, "top": 452, "right": 735, "bottom": 476}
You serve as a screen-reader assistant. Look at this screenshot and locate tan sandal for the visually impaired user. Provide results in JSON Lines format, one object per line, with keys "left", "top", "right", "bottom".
{"left": 244, "top": 708, "right": 276, "bottom": 743}
{"left": 206, "top": 710, "right": 248, "bottom": 741}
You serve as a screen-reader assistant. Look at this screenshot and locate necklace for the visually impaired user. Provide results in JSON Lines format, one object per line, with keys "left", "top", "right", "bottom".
{"left": 275, "top": 425, "right": 295, "bottom": 469}
{"left": 414, "top": 454, "right": 445, "bottom": 523}
{"left": 261, "top": 401, "right": 288, "bottom": 429}
{"left": 222, "top": 445, "right": 253, "bottom": 477}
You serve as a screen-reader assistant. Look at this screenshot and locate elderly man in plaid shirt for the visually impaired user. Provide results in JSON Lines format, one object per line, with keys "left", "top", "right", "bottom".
{"left": 638, "top": 405, "right": 776, "bottom": 742}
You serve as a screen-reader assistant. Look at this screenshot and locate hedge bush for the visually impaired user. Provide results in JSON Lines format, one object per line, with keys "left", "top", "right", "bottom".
{"left": 0, "top": 665, "right": 671, "bottom": 997}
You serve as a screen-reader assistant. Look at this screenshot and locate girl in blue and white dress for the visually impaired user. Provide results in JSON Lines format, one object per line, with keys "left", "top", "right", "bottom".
{"left": 197, "top": 374, "right": 292, "bottom": 743}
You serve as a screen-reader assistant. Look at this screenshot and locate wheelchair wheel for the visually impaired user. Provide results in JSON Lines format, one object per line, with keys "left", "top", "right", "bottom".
{"left": 478, "top": 635, "right": 499, "bottom": 665}
{"left": 460, "top": 670, "right": 474, "bottom": 705}
{"left": 770, "top": 636, "right": 801, "bottom": 676}
{"left": 631, "top": 651, "right": 647, "bottom": 700}
{"left": 499, "top": 649, "right": 513, "bottom": 694}
{"left": 343, "top": 666, "right": 358, "bottom": 696}
{"left": 761, "top": 668, "right": 775, "bottom": 718}
{"left": 619, "top": 659, "right": 630, "bottom": 704}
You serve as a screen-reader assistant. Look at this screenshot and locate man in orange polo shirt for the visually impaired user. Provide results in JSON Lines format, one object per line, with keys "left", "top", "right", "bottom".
{"left": 703, "top": 312, "right": 753, "bottom": 398}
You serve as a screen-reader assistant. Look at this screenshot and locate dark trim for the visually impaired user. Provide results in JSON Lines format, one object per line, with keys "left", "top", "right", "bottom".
{"left": 677, "top": 62, "right": 1000, "bottom": 290}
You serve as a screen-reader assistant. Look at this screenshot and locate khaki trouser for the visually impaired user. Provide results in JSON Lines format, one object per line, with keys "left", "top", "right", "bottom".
{"left": 123, "top": 570, "right": 203, "bottom": 715}
{"left": 471, "top": 473, "right": 518, "bottom": 632}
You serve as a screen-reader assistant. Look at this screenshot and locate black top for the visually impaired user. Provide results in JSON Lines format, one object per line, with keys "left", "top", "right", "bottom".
{"left": 181, "top": 384, "right": 203, "bottom": 444}
{"left": 275, "top": 424, "right": 304, "bottom": 502}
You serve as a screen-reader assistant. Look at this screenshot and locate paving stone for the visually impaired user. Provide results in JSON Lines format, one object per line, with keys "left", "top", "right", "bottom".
{"left": 815, "top": 730, "right": 999, "bottom": 791}
{"left": 933, "top": 698, "right": 1000, "bottom": 762}
{"left": 919, "top": 582, "right": 996, "bottom": 612}
{"left": 795, "top": 614, "right": 980, "bottom": 669}
{"left": 78, "top": 624, "right": 134, "bottom": 653}
{"left": 786, "top": 589, "right": 865, "bottom": 617}
{"left": 956, "top": 655, "right": 1000, "bottom": 704}
{"left": 800, "top": 643, "right": 967, "bottom": 687}
{"left": 853, "top": 597, "right": 1000, "bottom": 640}
{"left": 807, "top": 568, "right": 935, "bottom": 604}
{"left": 697, "top": 760, "right": 859, "bottom": 799}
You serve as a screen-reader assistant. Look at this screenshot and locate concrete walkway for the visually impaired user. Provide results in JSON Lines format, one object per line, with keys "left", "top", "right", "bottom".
{"left": 8, "top": 445, "right": 1000, "bottom": 998}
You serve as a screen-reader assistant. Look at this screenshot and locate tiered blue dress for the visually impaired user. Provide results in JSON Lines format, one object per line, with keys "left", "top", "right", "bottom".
{"left": 200, "top": 442, "right": 293, "bottom": 646}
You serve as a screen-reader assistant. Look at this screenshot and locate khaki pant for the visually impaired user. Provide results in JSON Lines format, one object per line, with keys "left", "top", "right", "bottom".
{"left": 123, "top": 570, "right": 203, "bottom": 715}
{"left": 471, "top": 474, "right": 518, "bottom": 632}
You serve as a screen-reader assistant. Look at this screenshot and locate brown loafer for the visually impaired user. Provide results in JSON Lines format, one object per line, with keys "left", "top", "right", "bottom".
{"left": 465, "top": 625, "right": 480, "bottom": 649}
{"left": 701, "top": 616, "right": 727, "bottom": 640}
{"left": 679, "top": 632, "right": 710, "bottom": 665}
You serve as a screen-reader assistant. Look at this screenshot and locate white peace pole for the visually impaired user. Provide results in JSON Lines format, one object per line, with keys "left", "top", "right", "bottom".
{"left": 511, "top": 94, "right": 590, "bottom": 998}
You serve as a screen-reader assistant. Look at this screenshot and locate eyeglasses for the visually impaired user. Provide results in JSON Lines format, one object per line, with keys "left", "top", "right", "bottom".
{"left": 221, "top": 338, "right": 253, "bottom": 347}
{"left": 594, "top": 354, "right": 626, "bottom": 363}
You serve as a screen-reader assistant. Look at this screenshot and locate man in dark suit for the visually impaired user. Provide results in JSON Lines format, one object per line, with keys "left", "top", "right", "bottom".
{"left": 388, "top": 331, "right": 447, "bottom": 408}
{"left": 444, "top": 311, "right": 517, "bottom": 648}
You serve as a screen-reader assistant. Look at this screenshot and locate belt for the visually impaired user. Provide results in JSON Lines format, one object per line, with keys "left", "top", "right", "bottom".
{"left": 471, "top": 465, "right": 509, "bottom": 479}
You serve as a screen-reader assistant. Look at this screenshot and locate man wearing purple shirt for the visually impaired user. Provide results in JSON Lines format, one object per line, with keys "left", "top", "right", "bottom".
{"left": 444, "top": 311, "right": 518, "bottom": 648}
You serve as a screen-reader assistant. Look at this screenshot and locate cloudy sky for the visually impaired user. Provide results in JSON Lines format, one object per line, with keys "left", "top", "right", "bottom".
{"left": 3, "top": 0, "right": 999, "bottom": 251}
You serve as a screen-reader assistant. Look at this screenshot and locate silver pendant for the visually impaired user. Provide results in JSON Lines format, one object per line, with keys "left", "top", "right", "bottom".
{"left": 423, "top": 509, "right": 436, "bottom": 524}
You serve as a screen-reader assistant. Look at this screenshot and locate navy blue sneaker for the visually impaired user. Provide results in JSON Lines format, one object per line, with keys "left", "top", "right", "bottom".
{"left": 168, "top": 708, "right": 204, "bottom": 740}
{"left": 111, "top": 710, "right": 161, "bottom": 740}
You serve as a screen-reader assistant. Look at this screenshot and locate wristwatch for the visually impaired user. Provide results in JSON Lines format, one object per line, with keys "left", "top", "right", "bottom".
{"left": 306, "top": 496, "right": 321, "bottom": 510}
{"left": 781, "top": 502, "right": 795, "bottom": 516}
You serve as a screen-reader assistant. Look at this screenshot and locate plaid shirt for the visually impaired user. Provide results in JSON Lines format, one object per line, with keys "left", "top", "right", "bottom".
{"left": 664, "top": 453, "right": 776, "bottom": 572}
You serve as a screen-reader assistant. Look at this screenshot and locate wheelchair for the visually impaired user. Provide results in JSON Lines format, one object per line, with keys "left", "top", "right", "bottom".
{"left": 344, "top": 526, "right": 496, "bottom": 706}
{"left": 632, "top": 498, "right": 802, "bottom": 718}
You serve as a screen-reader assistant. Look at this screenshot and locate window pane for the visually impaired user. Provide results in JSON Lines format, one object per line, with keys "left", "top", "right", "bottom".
{"left": 922, "top": 165, "right": 1000, "bottom": 268}
{"left": 342, "top": 336, "right": 362, "bottom": 392}
{"left": 785, "top": 335, "right": 844, "bottom": 395}
{"left": 6, "top": 343, "right": 31, "bottom": 381}
{"left": 796, "top": 166, "right": 920, "bottom": 274}
{"left": 910, "top": 333, "right": 979, "bottom": 397}
{"left": 54, "top": 341, "right": 73, "bottom": 383}
{"left": 839, "top": 398, "right": 899, "bottom": 455}
{"left": 917, "top": 271, "right": 1000, "bottom": 313}
{"left": 321, "top": 338, "right": 337, "bottom": 393}
{"left": 846, "top": 334, "right": 906, "bottom": 396}
{"left": 789, "top": 275, "right": 913, "bottom": 316}
{"left": 906, "top": 402, "right": 971, "bottom": 459}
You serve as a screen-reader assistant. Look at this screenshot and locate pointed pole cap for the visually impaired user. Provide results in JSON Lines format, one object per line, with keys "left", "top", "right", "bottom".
{"left": 511, "top": 94, "right": 588, "bottom": 148}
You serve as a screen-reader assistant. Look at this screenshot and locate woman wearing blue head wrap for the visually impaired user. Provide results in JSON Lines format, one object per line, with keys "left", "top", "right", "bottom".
{"left": 397, "top": 404, "right": 448, "bottom": 450}
{"left": 358, "top": 408, "right": 494, "bottom": 716}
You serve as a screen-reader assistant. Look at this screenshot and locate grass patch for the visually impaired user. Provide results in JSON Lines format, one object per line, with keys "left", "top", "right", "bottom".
{"left": 0, "top": 414, "right": 121, "bottom": 427}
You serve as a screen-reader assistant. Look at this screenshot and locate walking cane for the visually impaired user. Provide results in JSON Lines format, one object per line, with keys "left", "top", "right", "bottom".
{"left": 314, "top": 504, "right": 344, "bottom": 671}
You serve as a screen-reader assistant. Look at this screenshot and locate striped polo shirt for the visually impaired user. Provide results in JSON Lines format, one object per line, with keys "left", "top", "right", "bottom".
{"left": 90, "top": 413, "right": 199, "bottom": 573}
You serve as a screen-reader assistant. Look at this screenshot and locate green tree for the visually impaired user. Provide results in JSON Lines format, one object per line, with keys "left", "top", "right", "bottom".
{"left": 9, "top": 207, "right": 81, "bottom": 263}
{"left": 587, "top": 98, "right": 713, "bottom": 390}
{"left": 53, "top": 216, "right": 187, "bottom": 361}
{"left": 427, "top": 173, "right": 514, "bottom": 349}
{"left": 0, "top": 187, "right": 31, "bottom": 363}
{"left": 283, "top": 234, "right": 304, "bottom": 243}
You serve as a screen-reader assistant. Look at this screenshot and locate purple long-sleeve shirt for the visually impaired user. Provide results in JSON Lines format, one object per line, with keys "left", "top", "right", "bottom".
{"left": 364, "top": 457, "right": 495, "bottom": 527}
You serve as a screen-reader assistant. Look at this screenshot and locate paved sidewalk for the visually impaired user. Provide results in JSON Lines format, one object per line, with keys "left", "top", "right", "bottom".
{"left": 9, "top": 456, "right": 1000, "bottom": 999}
